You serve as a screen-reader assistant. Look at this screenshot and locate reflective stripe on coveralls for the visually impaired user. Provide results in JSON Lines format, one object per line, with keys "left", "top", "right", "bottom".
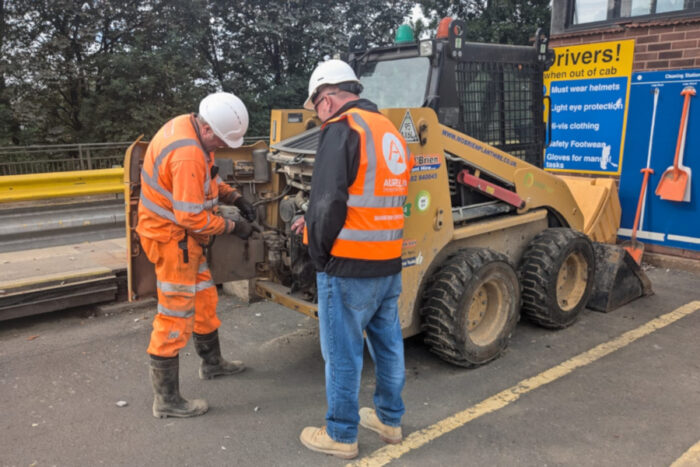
{"left": 325, "top": 109, "right": 412, "bottom": 261}
{"left": 139, "top": 136, "right": 216, "bottom": 234}
{"left": 144, "top": 236, "right": 220, "bottom": 358}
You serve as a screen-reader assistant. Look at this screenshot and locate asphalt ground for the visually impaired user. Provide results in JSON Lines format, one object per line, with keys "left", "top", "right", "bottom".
{"left": 1, "top": 266, "right": 699, "bottom": 467}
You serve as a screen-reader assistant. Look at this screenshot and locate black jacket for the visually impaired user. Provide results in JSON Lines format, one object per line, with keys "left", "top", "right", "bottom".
{"left": 305, "top": 99, "right": 402, "bottom": 278}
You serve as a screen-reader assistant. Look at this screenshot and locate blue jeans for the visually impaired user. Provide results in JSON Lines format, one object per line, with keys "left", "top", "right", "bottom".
{"left": 316, "top": 272, "right": 406, "bottom": 443}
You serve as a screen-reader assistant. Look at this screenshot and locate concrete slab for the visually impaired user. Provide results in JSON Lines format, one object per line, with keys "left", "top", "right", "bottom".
{"left": 0, "top": 238, "right": 126, "bottom": 288}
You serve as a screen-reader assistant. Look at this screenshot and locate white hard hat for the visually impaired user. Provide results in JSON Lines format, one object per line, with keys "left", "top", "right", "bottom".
{"left": 304, "top": 59, "right": 360, "bottom": 110}
{"left": 199, "top": 92, "right": 249, "bottom": 148}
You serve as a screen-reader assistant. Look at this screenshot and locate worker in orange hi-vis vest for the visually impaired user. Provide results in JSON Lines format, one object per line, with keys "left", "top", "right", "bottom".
{"left": 137, "top": 92, "right": 258, "bottom": 419}
{"left": 292, "top": 60, "right": 413, "bottom": 459}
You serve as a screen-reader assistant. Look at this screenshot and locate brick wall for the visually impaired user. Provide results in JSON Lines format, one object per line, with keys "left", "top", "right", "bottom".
{"left": 550, "top": 17, "right": 700, "bottom": 72}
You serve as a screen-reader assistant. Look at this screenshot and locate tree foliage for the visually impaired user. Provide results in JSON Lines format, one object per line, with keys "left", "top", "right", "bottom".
{"left": 1, "top": 0, "right": 414, "bottom": 145}
{"left": 1, "top": 1, "right": 550, "bottom": 146}
{"left": 414, "top": 0, "right": 551, "bottom": 45}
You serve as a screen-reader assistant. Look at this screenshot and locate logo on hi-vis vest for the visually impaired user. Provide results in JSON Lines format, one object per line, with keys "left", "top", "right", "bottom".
{"left": 382, "top": 133, "right": 408, "bottom": 175}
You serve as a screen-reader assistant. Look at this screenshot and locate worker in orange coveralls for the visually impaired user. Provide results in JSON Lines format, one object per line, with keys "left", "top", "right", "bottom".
{"left": 137, "top": 92, "right": 258, "bottom": 418}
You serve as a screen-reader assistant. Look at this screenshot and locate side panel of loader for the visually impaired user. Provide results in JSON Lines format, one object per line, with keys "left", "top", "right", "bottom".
{"left": 378, "top": 109, "right": 455, "bottom": 333}
{"left": 381, "top": 107, "right": 571, "bottom": 336}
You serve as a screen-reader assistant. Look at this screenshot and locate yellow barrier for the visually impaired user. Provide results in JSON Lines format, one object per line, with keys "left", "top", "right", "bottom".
{"left": 0, "top": 168, "right": 124, "bottom": 202}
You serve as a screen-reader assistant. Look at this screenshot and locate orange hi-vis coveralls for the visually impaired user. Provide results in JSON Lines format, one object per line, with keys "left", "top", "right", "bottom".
{"left": 137, "top": 114, "right": 238, "bottom": 358}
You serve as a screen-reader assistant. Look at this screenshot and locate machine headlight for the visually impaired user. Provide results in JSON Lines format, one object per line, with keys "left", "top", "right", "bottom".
{"left": 419, "top": 40, "right": 433, "bottom": 57}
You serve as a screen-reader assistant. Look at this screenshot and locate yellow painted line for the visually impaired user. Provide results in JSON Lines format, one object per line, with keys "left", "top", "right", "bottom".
{"left": 671, "top": 439, "right": 700, "bottom": 467}
{"left": 350, "top": 301, "right": 700, "bottom": 467}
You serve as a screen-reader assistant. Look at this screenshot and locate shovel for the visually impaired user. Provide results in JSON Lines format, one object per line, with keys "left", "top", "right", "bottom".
{"left": 623, "top": 88, "right": 659, "bottom": 265}
{"left": 656, "top": 86, "right": 695, "bottom": 202}
{"left": 677, "top": 89, "right": 694, "bottom": 202}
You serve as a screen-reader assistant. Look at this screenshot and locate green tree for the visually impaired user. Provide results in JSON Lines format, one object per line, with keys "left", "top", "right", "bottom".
{"left": 416, "top": 0, "right": 551, "bottom": 45}
{"left": 80, "top": 0, "right": 216, "bottom": 141}
{"left": 201, "top": 0, "right": 415, "bottom": 135}
{"left": 0, "top": 0, "right": 20, "bottom": 145}
{"left": 1, "top": 0, "right": 415, "bottom": 145}
{"left": 4, "top": 1, "right": 147, "bottom": 143}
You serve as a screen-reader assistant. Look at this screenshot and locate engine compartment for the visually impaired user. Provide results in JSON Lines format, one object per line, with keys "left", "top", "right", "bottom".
{"left": 261, "top": 131, "right": 317, "bottom": 301}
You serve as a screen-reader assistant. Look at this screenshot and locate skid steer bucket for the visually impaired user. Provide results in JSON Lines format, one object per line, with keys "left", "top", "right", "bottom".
{"left": 587, "top": 243, "right": 654, "bottom": 313}
{"left": 558, "top": 176, "right": 621, "bottom": 244}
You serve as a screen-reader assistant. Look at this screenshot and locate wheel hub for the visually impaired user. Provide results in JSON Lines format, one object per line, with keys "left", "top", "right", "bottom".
{"left": 556, "top": 251, "right": 588, "bottom": 311}
{"left": 466, "top": 278, "right": 509, "bottom": 346}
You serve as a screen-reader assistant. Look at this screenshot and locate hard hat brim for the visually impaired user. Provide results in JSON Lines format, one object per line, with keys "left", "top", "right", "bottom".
{"left": 303, "top": 96, "right": 315, "bottom": 111}
{"left": 221, "top": 135, "right": 244, "bottom": 148}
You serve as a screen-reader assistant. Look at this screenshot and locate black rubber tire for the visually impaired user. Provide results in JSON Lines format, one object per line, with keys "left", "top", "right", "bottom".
{"left": 420, "top": 248, "right": 521, "bottom": 368}
{"left": 519, "top": 228, "right": 595, "bottom": 329}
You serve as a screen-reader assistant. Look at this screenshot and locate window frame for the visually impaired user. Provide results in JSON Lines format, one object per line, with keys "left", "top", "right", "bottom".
{"left": 565, "top": 0, "right": 700, "bottom": 30}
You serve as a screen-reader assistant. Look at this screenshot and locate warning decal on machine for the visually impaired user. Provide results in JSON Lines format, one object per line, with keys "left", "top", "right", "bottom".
{"left": 399, "top": 110, "right": 419, "bottom": 143}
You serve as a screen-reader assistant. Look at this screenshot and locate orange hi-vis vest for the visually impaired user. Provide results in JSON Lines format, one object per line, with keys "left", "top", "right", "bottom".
{"left": 326, "top": 108, "right": 412, "bottom": 261}
{"left": 137, "top": 114, "right": 227, "bottom": 243}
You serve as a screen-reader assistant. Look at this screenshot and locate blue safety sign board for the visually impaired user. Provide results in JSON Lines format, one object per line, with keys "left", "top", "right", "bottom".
{"left": 618, "top": 69, "right": 700, "bottom": 251}
{"left": 545, "top": 78, "right": 628, "bottom": 173}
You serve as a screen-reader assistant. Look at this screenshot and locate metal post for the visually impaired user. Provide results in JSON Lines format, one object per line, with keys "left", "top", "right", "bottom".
{"left": 78, "top": 144, "right": 85, "bottom": 170}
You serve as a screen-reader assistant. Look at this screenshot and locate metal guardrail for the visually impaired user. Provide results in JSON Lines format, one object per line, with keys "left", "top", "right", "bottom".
{"left": 0, "top": 168, "right": 124, "bottom": 202}
{"left": 0, "top": 136, "right": 274, "bottom": 202}
{"left": 0, "top": 142, "right": 130, "bottom": 175}
{"left": 0, "top": 137, "right": 269, "bottom": 176}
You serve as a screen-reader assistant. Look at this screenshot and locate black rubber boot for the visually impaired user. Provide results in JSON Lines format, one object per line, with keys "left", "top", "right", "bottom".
{"left": 149, "top": 355, "right": 208, "bottom": 418}
{"left": 193, "top": 330, "right": 246, "bottom": 380}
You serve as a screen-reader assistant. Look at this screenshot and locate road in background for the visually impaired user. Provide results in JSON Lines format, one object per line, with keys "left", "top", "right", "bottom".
{"left": 0, "top": 197, "right": 124, "bottom": 253}
{"left": 1, "top": 266, "right": 699, "bottom": 466}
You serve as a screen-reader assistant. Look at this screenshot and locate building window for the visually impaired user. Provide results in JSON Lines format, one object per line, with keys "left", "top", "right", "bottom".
{"left": 573, "top": 0, "right": 609, "bottom": 23}
{"left": 571, "top": 0, "right": 700, "bottom": 25}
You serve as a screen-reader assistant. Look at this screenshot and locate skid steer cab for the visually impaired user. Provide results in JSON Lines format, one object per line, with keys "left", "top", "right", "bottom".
{"left": 124, "top": 19, "right": 652, "bottom": 369}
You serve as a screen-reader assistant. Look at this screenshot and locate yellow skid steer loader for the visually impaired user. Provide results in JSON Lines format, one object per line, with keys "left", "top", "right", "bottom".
{"left": 124, "top": 21, "right": 651, "bottom": 367}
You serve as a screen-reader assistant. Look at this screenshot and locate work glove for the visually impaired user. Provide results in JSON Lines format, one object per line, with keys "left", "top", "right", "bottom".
{"left": 230, "top": 217, "right": 256, "bottom": 240}
{"left": 220, "top": 205, "right": 255, "bottom": 240}
{"left": 233, "top": 196, "right": 257, "bottom": 222}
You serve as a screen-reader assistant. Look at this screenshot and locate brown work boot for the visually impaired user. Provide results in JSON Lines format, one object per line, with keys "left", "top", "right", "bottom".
{"left": 299, "top": 426, "right": 359, "bottom": 459}
{"left": 359, "top": 407, "right": 402, "bottom": 444}
{"left": 149, "top": 355, "right": 208, "bottom": 418}
{"left": 193, "top": 330, "right": 245, "bottom": 380}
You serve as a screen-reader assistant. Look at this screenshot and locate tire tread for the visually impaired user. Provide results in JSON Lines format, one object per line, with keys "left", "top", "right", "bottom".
{"left": 519, "top": 228, "right": 594, "bottom": 329}
{"left": 420, "top": 248, "right": 519, "bottom": 368}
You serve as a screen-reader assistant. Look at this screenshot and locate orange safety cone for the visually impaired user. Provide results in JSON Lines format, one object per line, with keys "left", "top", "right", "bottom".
{"left": 655, "top": 86, "right": 695, "bottom": 202}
